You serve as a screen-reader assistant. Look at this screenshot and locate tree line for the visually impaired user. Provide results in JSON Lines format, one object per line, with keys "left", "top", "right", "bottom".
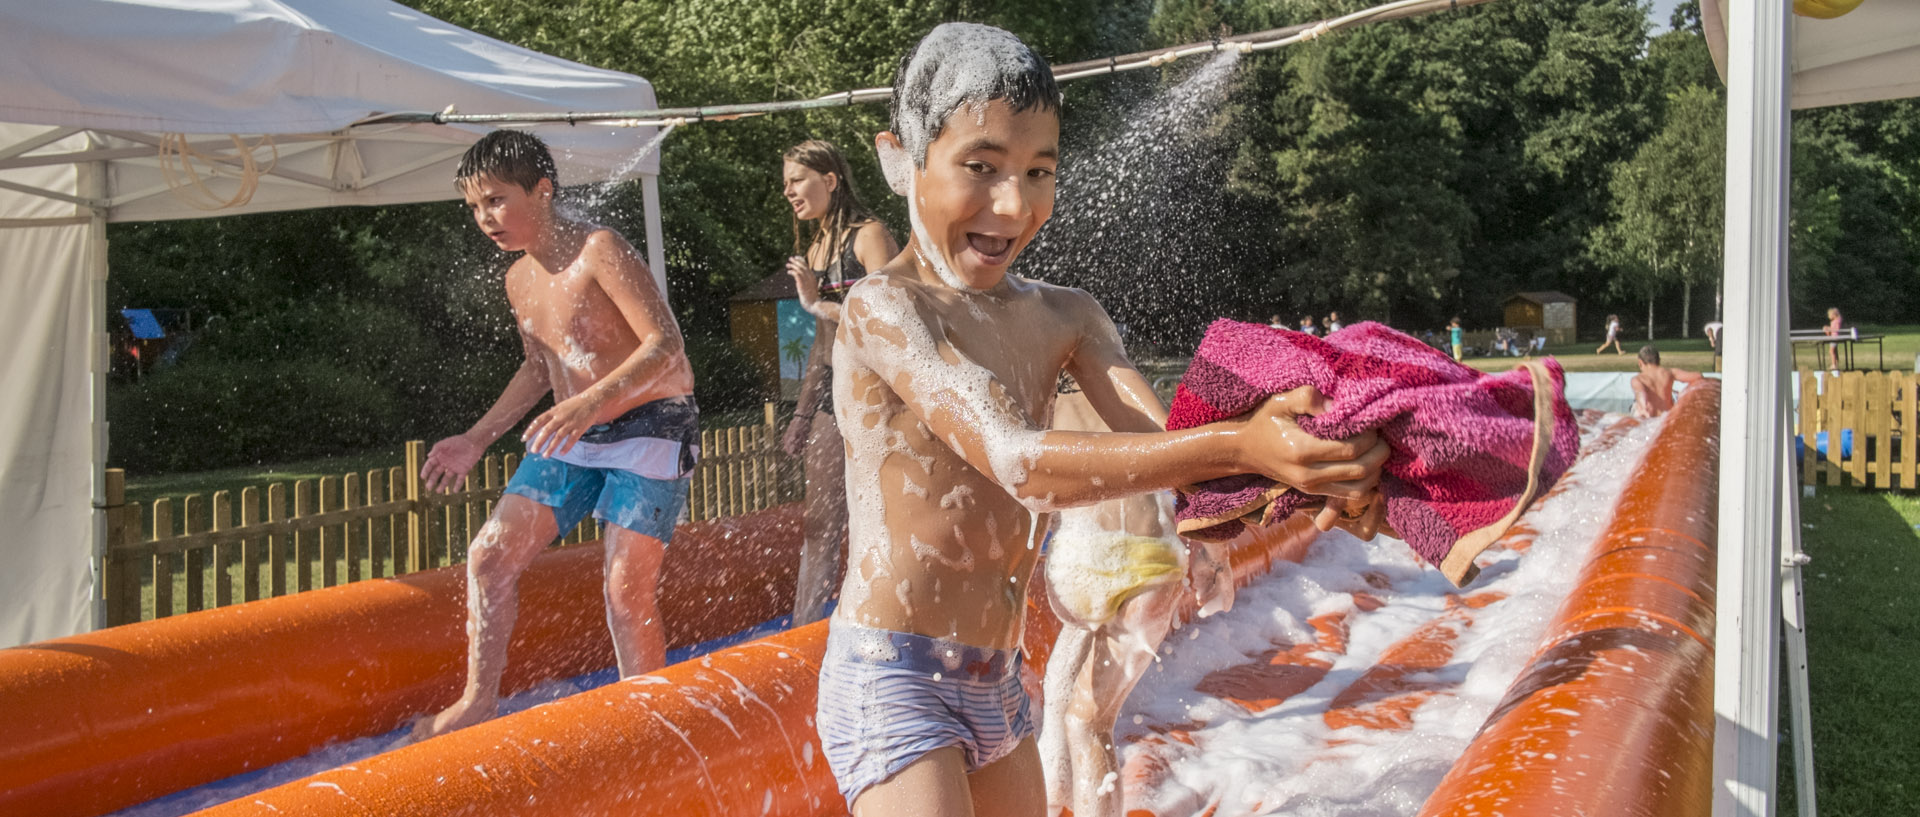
{"left": 106, "top": 0, "right": 1920, "bottom": 472}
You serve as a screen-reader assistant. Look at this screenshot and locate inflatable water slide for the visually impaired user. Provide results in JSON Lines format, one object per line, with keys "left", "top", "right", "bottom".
{"left": 2, "top": 384, "right": 1718, "bottom": 817}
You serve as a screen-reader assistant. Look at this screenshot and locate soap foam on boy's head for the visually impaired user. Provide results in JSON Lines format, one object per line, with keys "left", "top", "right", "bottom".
{"left": 887, "top": 22, "right": 1062, "bottom": 170}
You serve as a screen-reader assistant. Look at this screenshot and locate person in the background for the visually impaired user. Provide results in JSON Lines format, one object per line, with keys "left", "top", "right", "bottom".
{"left": 1298, "top": 315, "right": 1320, "bottom": 337}
{"left": 1268, "top": 314, "right": 1286, "bottom": 330}
{"left": 780, "top": 139, "right": 901, "bottom": 627}
{"left": 1704, "top": 320, "right": 1724, "bottom": 350}
{"left": 1326, "top": 311, "right": 1344, "bottom": 333}
{"left": 1596, "top": 313, "right": 1624, "bottom": 355}
{"left": 1631, "top": 346, "right": 1703, "bottom": 419}
{"left": 1823, "top": 307, "right": 1844, "bottom": 369}
{"left": 1448, "top": 317, "right": 1464, "bottom": 361}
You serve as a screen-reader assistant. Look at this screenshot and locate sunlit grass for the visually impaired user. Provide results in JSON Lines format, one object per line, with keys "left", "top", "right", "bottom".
{"left": 1782, "top": 486, "right": 1920, "bottom": 812}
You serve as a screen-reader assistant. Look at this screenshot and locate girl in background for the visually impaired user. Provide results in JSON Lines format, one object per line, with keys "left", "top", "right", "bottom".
{"left": 779, "top": 140, "right": 900, "bottom": 626}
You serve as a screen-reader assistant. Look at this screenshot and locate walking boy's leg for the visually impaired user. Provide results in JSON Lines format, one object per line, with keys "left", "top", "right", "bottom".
{"left": 793, "top": 412, "right": 849, "bottom": 626}
{"left": 413, "top": 494, "right": 558, "bottom": 740}
{"left": 603, "top": 524, "right": 668, "bottom": 677}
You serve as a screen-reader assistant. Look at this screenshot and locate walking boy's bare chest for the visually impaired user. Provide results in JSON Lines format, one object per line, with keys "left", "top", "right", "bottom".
{"left": 508, "top": 266, "right": 629, "bottom": 354}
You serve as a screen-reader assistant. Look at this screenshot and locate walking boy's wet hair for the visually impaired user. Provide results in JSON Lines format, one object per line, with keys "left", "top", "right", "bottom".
{"left": 455, "top": 129, "right": 559, "bottom": 193}
{"left": 888, "top": 22, "right": 1062, "bottom": 167}
{"left": 1638, "top": 345, "right": 1661, "bottom": 365}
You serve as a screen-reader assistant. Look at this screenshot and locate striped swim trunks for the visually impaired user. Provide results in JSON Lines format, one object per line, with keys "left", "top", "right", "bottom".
{"left": 815, "top": 621, "right": 1033, "bottom": 807}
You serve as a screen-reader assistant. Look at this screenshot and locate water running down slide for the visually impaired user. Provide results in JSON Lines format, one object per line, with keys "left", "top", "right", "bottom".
{"left": 3, "top": 386, "right": 1717, "bottom": 817}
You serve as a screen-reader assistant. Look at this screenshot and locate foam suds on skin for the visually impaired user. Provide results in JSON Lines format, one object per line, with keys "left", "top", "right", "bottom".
{"left": 560, "top": 335, "right": 598, "bottom": 373}
{"left": 833, "top": 280, "right": 1058, "bottom": 513}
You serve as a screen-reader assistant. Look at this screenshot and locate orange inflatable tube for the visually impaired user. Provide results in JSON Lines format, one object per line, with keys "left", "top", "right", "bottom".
{"left": 182, "top": 513, "right": 1323, "bottom": 817}
{"left": 1417, "top": 382, "right": 1719, "bottom": 816}
{"left": 0, "top": 506, "right": 801, "bottom": 817}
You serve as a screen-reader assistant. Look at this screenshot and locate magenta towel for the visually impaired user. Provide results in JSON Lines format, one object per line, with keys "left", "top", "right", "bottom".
{"left": 1166, "top": 319, "right": 1579, "bottom": 585}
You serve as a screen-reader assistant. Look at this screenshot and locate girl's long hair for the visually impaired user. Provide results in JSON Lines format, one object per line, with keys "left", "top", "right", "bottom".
{"left": 785, "top": 140, "right": 877, "bottom": 271}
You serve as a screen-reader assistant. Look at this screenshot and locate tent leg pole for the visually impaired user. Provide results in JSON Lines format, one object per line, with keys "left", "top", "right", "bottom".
{"left": 1780, "top": 443, "right": 1817, "bottom": 817}
{"left": 1713, "top": 1, "right": 1791, "bottom": 814}
{"left": 87, "top": 159, "right": 109, "bottom": 632}
{"left": 641, "top": 174, "right": 668, "bottom": 304}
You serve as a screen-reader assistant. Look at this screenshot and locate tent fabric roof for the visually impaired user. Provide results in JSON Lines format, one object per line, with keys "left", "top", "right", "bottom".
{"left": 1703, "top": 0, "right": 1920, "bottom": 110}
{"left": 0, "top": 0, "right": 668, "bottom": 648}
{"left": 0, "top": 0, "right": 662, "bottom": 223}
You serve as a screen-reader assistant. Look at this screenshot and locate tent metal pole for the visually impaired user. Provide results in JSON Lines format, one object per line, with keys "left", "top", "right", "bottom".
{"left": 1713, "top": 1, "right": 1790, "bottom": 814}
{"left": 1779, "top": 424, "right": 1817, "bottom": 816}
{"left": 641, "top": 174, "right": 668, "bottom": 306}
{"left": 86, "top": 157, "right": 110, "bottom": 632}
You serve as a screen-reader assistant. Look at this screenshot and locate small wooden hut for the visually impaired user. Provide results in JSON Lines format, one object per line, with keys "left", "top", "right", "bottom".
{"left": 1503, "top": 291, "right": 1578, "bottom": 346}
{"left": 729, "top": 273, "right": 810, "bottom": 400}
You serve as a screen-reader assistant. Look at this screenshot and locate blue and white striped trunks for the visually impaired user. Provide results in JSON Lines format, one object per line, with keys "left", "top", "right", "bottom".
{"left": 815, "top": 621, "right": 1034, "bottom": 807}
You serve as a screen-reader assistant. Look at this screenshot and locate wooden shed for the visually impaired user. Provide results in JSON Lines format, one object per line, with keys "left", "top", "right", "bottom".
{"left": 1503, "top": 291, "right": 1578, "bottom": 346}
{"left": 729, "top": 272, "right": 810, "bottom": 400}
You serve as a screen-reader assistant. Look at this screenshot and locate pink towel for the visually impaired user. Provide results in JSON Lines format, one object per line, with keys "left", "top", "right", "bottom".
{"left": 1166, "top": 320, "right": 1579, "bottom": 586}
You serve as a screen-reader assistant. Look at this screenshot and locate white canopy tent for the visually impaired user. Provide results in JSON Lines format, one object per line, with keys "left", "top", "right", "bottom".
{"left": 0, "top": 0, "right": 666, "bottom": 648}
{"left": 1703, "top": 1, "right": 1920, "bottom": 815}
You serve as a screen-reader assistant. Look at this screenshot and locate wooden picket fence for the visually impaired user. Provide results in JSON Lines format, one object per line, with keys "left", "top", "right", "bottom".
{"left": 1797, "top": 368, "right": 1916, "bottom": 491}
{"left": 101, "top": 404, "right": 800, "bottom": 626}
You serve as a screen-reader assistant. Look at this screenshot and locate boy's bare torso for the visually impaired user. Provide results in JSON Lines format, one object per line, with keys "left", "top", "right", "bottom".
{"left": 507, "top": 226, "right": 693, "bottom": 417}
{"left": 833, "top": 270, "right": 1100, "bottom": 650}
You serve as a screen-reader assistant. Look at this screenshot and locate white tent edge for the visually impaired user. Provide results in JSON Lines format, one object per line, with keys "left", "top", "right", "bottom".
{"left": 0, "top": 0, "right": 669, "bottom": 648}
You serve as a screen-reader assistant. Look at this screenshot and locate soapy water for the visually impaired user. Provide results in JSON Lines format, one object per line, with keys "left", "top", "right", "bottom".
{"left": 1115, "top": 413, "right": 1663, "bottom": 816}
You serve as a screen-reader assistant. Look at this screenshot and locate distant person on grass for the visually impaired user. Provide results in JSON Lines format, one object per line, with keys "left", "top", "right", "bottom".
{"left": 1824, "top": 307, "right": 1845, "bottom": 369}
{"left": 412, "top": 129, "right": 700, "bottom": 741}
{"left": 1596, "top": 313, "right": 1624, "bottom": 355}
{"left": 1630, "top": 345, "right": 1703, "bottom": 419}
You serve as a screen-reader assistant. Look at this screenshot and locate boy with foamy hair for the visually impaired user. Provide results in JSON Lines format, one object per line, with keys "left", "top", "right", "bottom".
{"left": 817, "top": 23, "right": 1388, "bottom": 815}
{"left": 411, "top": 130, "right": 699, "bottom": 740}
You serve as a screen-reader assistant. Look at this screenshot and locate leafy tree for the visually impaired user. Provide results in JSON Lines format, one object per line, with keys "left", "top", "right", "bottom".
{"left": 1587, "top": 84, "right": 1724, "bottom": 338}
{"left": 1198, "top": 0, "right": 1649, "bottom": 331}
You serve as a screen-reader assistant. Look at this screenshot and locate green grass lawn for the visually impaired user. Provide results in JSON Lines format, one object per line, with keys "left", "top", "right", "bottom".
{"left": 1783, "top": 486, "right": 1920, "bottom": 814}
{"left": 1462, "top": 324, "right": 1920, "bottom": 375}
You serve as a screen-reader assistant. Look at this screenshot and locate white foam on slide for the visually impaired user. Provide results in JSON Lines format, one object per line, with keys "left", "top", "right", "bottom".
{"left": 1116, "top": 414, "right": 1663, "bottom": 816}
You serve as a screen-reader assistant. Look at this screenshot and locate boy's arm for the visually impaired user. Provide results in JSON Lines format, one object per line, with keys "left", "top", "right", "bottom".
{"left": 1063, "top": 294, "right": 1384, "bottom": 535}
{"left": 1060, "top": 290, "right": 1167, "bottom": 433}
{"left": 422, "top": 336, "right": 551, "bottom": 493}
{"left": 839, "top": 280, "right": 1385, "bottom": 513}
{"left": 524, "top": 230, "right": 688, "bottom": 457}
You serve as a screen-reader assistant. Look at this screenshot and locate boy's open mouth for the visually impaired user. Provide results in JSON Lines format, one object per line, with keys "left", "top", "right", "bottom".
{"left": 965, "top": 233, "right": 1013, "bottom": 263}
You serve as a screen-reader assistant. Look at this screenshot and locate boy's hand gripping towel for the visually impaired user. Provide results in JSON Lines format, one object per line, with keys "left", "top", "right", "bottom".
{"left": 1166, "top": 320, "right": 1579, "bottom": 586}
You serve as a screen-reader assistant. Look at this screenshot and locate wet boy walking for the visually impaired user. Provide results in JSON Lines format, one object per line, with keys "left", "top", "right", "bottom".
{"left": 412, "top": 130, "right": 699, "bottom": 740}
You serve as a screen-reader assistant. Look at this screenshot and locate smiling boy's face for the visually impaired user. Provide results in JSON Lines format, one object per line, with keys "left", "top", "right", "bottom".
{"left": 907, "top": 98, "right": 1059, "bottom": 292}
